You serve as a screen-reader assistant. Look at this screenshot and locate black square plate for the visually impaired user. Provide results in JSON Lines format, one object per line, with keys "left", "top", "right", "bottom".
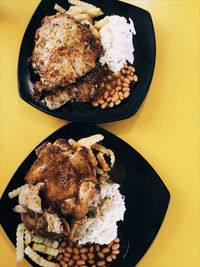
{"left": 0, "top": 122, "right": 169, "bottom": 266}
{"left": 17, "top": 0, "right": 156, "bottom": 123}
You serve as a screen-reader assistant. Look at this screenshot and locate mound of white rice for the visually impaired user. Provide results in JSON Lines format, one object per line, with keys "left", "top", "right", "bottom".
{"left": 99, "top": 15, "right": 136, "bottom": 73}
{"left": 79, "top": 180, "right": 126, "bottom": 245}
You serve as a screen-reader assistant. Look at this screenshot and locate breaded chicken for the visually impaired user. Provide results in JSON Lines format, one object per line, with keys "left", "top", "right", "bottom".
{"left": 32, "top": 13, "right": 102, "bottom": 92}
{"left": 25, "top": 141, "right": 98, "bottom": 219}
{"left": 44, "top": 66, "right": 102, "bottom": 110}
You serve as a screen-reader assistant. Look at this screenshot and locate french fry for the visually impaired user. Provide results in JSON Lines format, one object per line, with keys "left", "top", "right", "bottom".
{"left": 32, "top": 235, "right": 59, "bottom": 249}
{"left": 66, "top": 6, "right": 85, "bottom": 16}
{"left": 32, "top": 243, "right": 59, "bottom": 257}
{"left": 54, "top": 3, "right": 66, "bottom": 13}
{"left": 74, "top": 13, "right": 91, "bottom": 22}
{"left": 8, "top": 184, "right": 27, "bottom": 199}
{"left": 94, "top": 16, "right": 109, "bottom": 30}
{"left": 24, "top": 227, "right": 32, "bottom": 245}
{"left": 24, "top": 246, "right": 59, "bottom": 267}
{"left": 68, "top": 0, "right": 103, "bottom": 17}
{"left": 16, "top": 223, "right": 25, "bottom": 262}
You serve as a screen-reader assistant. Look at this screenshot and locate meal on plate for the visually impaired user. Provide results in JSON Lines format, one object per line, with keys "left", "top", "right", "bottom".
{"left": 30, "top": 0, "right": 138, "bottom": 110}
{"left": 9, "top": 134, "right": 126, "bottom": 266}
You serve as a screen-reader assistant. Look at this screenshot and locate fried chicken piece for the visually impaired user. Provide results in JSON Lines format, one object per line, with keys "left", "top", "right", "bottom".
{"left": 32, "top": 13, "right": 102, "bottom": 92}
{"left": 25, "top": 140, "right": 99, "bottom": 219}
{"left": 44, "top": 66, "right": 102, "bottom": 110}
{"left": 25, "top": 142, "right": 78, "bottom": 203}
{"left": 13, "top": 183, "right": 44, "bottom": 214}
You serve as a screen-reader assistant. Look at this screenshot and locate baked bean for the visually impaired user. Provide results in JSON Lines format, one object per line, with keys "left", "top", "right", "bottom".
{"left": 106, "top": 84, "right": 111, "bottom": 90}
{"left": 124, "top": 78, "right": 130, "bottom": 84}
{"left": 128, "top": 75, "right": 134, "bottom": 81}
{"left": 121, "top": 69, "right": 126, "bottom": 75}
{"left": 115, "top": 99, "right": 121, "bottom": 105}
{"left": 112, "top": 249, "right": 120, "bottom": 255}
{"left": 112, "top": 94, "right": 119, "bottom": 102}
{"left": 80, "top": 248, "right": 88, "bottom": 253}
{"left": 56, "top": 254, "right": 63, "bottom": 261}
{"left": 97, "top": 260, "right": 106, "bottom": 266}
{"left": 112, "top": 243, "right": 120, "bottom": 250}
{"left": 76, "top": 244, "right": 82, "bottom": 248}
{"left": 124, "top": 91, "right": 130, "bottom": 98}
{"left": 116, "top": 86, "right": 122, "bottom": 91}
{"left": 100, "top": 82, "right": 104, "bottom": 88}
{"left": 122, "top": 82, "right": 129, "bottom": 87}
{"left": 68, "top": 241, "right": 73, "bottom": 246}
{"left": 89, "top": 246, "right": 94, "bottom": 253}
{"left": 106, "top": 97, "right": 112, "bottom": 103}
{"left": 66, "top": 247, "right": 73, "bottom": 253}
{"left": 74, "top": 247, "right": 79, "bottom": 254}
{"left": 68, "top": 260, "right": 74, "bottom": 266}
{"left": 91, "top": 264, "right": 96, "bottom": 267}
{"left": 81, "top": 253, "right": 87, "bottom": 260}
{"left": 95, "top": 244, "right": 100, "bottom": 252}
{"left": 62, "top": 264, "right": 68, "bottom": 267}
{"left": 124, "top": 64, "right": 128, "bottom": 69}
{"left": 97, "top": 98, "right": 104, "bottom": 105}
{"left": 88, "top": 259, "right": 95, "bottom": 264}
{"left": 106, "top": 256, "right": 112, "bottom": 262}
{"left": 102, "top": 247, "right": 110, "bottom": 253}
{"left": 107, "top": 75, "right": 112, "bottom": 80}
{"left": 133, "top": 75, "right": 138, "bottom": 82}
{"left": 98, "top": 252, "right": 105, "bottom": 259}
{"left": 104, "top": 91, "right": 109, "bottom": 99}
{"left": 119, "top": 92, "right": 124, "bottom": 100}
{"left": 117, "top": 79, "right": 121, "bottom": 86}
{"left": 128, "top": 66, "right": 135, "bottom": 72}
{"left": 60, "top": 260, "right": 65, "bottom": 266}
{"left": 92, "top": 102, "right": 99, "bottom": 107}
{"left": 63, "top": 256, "right": 70, "bottom": 262}
{"left": 64, "top": 252, "right": 71, "bottom": 258}
{"left": 111, "top": 254, "right": 116, "bottom": 260}
{"left": 77, "top": 260, "right": 85, "bottom": 265}
{"left": 109, "top": 102, "right": 114, "bottom": 108}
{"left": 127, "top": 70, "right": 131, "bottom": 75}
{"left": 73, "top": 254, "right": 80, "bottom": 260}
{"left": 111, "top": 80, "right": 116, "bottom": 86}
{"left": 60, "top": 241, "right": 67, "bottom": 248}
{"left": 114, "top": 237, "right": 120, "bottom": 243}
{"left": 108, "top": 242, "right": 113, "bottom": 248}
{"left": 101, "top": 102, "right": 107, "bottom": 109}
{"left": 123, "top": 87, "right": 130, "bottom": 92}
{"left": 88, "top": 253, "right": 94, "bottom": 259}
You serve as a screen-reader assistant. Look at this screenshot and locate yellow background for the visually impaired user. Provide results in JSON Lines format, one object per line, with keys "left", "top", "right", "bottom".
{"left": 0, "top": 0, "right": 199, "bottom": 266}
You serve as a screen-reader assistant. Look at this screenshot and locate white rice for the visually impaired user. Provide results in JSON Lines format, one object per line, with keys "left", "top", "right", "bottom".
{"left": 99, "top": 15, "right": 136, "bottom": 73}
{"left": 79, "top": 180, "right": 126, "bottom": 245}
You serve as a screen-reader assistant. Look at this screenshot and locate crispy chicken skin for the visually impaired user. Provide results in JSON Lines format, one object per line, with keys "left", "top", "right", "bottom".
{"left": 32, "top": 13, "right": 102, "bottom": 92}
{"left": 25, "top": 141, "right": 98, "bottom": 219}
{"left": 44, "top": 65, "right": 102, "bottom": 110}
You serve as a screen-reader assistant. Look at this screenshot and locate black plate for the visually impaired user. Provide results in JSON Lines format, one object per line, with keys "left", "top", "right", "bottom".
{"left": 17, "top": 0, "right": 156, "bottom": 123}
{"left": 0, "top": 122, "right": 169, "bottom": 266}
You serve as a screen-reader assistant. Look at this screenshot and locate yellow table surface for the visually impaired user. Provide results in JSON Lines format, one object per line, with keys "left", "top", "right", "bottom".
{"left": 0, "top": 0, "right": 199, "bottom": 266}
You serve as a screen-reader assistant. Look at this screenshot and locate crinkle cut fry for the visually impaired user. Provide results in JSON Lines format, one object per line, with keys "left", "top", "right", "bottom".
{"left": 24, "top": 246, "right": 59, "bottom": 267}
{"left": 32, "top": 243, "right": 59, "bottom": 256}
{"left": 16, "top": 223, "right": 25, "bottom": 262}
{"left": 32, "top": 235, "right": 59, "bottom": 249}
